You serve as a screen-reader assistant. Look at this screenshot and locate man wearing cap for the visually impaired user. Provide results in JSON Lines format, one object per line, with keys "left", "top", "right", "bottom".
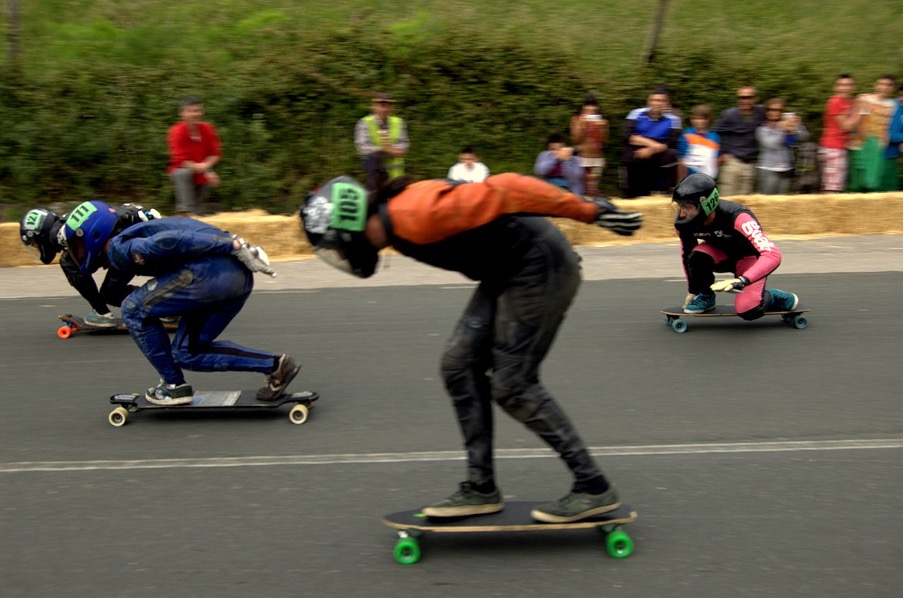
{"left": 354, "top": 92, "right": 410, "bottom": 191}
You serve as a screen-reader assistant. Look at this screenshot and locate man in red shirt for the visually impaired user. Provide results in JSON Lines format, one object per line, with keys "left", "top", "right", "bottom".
{"left": 168, "top": 97, "right": 222, "bottom": 215}
{"left": 818, "top": 74, "right": 859, "bottom": 193}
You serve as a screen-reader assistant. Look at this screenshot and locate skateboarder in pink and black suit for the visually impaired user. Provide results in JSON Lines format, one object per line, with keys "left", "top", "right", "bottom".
{"left": 673, "top": 173, "right": 801, "bottom": 317}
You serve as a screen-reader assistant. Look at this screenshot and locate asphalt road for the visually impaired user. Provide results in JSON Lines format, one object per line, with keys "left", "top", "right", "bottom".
{"left": 1, "top": 236, "right": 901, "bottom": 597}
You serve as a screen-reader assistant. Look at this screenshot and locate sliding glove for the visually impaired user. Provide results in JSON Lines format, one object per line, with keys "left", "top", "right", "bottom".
{"left": 231, "top": 235, "right": 276, "bottom": 277}
{"left": 593, "top": 197, "right": 643, "bottom": 236}
{"left": 137, "top": 208, "right": 162, "bottom": 222}
{"left": 710, "top": 276, "right": 749, "bottom": 293}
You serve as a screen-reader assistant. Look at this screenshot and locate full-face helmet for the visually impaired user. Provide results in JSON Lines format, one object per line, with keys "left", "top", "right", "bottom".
{"left": 299, "top": 176, "right": 379, "bottom": 278}
{"left": 672, "top": 173, "right": 720, "bottom": 231}
{"left": 62, "top": 200, "right": 119, "bottom": 274}
{"left": 20, "top": 208, "right": 64, "bottom": 264}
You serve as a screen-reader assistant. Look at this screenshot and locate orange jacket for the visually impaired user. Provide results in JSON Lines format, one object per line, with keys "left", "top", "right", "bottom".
{"left": 378, "top": 173, "right": 599, "bottom": 281}
{"left": 385, "top": 173, "right": 597, "bottom": 245}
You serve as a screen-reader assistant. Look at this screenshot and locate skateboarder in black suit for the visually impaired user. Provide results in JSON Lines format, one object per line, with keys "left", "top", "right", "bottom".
{"left": 301, "top": 173, "right": 642, "bottom": 523}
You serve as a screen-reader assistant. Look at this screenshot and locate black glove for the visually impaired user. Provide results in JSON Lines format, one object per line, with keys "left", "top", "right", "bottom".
{"left": 593, "top": 197, "right": 644, "bottom": 236}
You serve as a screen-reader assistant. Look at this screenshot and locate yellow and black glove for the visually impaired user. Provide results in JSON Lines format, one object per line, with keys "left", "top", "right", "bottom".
{"left": 710, "top": 276, "right": 750, "bottom": 293}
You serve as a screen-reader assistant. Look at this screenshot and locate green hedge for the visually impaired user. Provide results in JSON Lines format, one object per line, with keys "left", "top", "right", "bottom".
{"left": 0, "top": 2, "right": 900, "bottom": 216}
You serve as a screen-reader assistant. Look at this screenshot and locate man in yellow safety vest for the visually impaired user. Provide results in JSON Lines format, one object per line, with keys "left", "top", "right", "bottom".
{"left": 354, "top": 92, "right": 410, "bottom": 190}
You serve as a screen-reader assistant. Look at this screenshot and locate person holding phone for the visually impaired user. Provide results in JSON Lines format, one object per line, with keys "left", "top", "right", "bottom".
{"left": 755, "top": 98, "right": 809, "bottom": 194}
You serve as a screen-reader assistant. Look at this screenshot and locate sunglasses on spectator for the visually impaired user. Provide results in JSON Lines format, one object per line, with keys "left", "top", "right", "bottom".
{"left": 737, "top": 95, "right": 756, "bottom": 99}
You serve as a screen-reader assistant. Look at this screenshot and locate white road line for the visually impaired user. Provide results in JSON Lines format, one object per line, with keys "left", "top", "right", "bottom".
{"left": 0, "top": 439, "right": 898, "bottom": 473}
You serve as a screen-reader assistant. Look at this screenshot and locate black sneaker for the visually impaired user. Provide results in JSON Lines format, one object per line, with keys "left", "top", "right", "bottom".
{"left": 531, "top": 486, "right": 621, "bottom": 523}
{"left": 145, "top": 381, "right": 193, "bottom": 406}
{"left": 257, "top": 354, "right": 301, "bottom": 400}
{"left": 421, "top": 482, "right": 504, "bottom": 517}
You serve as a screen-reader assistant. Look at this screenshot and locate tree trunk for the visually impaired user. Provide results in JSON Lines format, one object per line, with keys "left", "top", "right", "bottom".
{"left": 6, "top": 0, "right": 20, "bottom": 72}
{"left": 645, "top": 0, "right": 668, "bottom": 64}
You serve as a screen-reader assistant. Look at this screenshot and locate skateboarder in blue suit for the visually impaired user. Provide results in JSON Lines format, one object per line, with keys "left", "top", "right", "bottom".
{"left": 63, "top": 200, "right": 300, "bottom": 406}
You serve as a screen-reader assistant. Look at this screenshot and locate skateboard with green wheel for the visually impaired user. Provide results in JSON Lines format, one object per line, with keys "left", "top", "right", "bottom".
{"left": 660, "top": 304, "right": 811, "bottom": 334}
{"left": 382, "top": 501, "right": 637, "bottom": 565}
{"left": 107, "top": 390, "right": 318, "bottom": 427}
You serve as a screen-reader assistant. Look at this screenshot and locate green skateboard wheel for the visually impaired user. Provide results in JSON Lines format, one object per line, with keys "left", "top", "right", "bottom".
{"left": 393, "top": 536, "right": 421, "bottom": 565}
{"left": 605, "top": 529, "right": 634, "bottom": 558}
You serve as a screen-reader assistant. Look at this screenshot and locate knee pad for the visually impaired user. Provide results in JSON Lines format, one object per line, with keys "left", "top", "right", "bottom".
{"left": 737, "top": 307, "right": 763, "bottom": 321}
{"left": 120, "top": 295, "right": 143, "bottom": 324}
{"left": 737, "top": 290, "right": 769, "bottom": 321}
{"left": 440, "top": 351, "right": 468, "bottom": 389}
{"left": 686, "top": 250, "right": 715, "bottom": 270}
{"left": 686, "top": 251, "right": 716, "bottom": 291}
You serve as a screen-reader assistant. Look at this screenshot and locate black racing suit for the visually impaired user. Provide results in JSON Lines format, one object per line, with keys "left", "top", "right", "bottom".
{"left": 54, "top": 205, "right": 151, "bottom": 314}
{"left": 378, "top": 174, "right": 609, "bottom": 492}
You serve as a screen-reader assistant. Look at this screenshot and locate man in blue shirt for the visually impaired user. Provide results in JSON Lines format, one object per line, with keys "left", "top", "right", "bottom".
{"left": 713, "top": 86, "right": 766, "bottom": 196}
{"left": 621, "top": 86, "right": 681, "bottom": 198}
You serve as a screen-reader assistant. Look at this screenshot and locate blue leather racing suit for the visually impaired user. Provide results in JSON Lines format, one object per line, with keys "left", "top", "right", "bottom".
{"left": 107, "top": 217, "right": 278, "bottom": 385}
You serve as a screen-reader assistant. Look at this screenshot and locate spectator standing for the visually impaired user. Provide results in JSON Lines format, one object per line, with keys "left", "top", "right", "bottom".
{"left": 755, "top": 99, "right": 810, "bottom": 195}
{"left": 621, "top": 87, "right": 681, "bottom": 197}
{"left": 167, "top": 97, "right": 222, "bottom": 216}
{"left": 818, "top": 74, "right": 859, "bottom": 193}
{"left": 354, "top": 92, "right": 409, "bottom": 191}
{"left": 534, "top": 132, "right": 584, "bottom": 195}
{"left": 880, "top": 83, "right": 903, "bottom": 191}
{"left": 448, "top": 145, "right": 490, "bottom": 182}
{"left": 848, "top": 74, "right": 897, "bottom": 192}
{"left": 714, "top": 86, "right": 765, "bottom": 196}
{"left": 677, "top": 104, "right": 721, "bottom": 180}
{"left": 570, "top": 93, "right": 609, "bottom": 197}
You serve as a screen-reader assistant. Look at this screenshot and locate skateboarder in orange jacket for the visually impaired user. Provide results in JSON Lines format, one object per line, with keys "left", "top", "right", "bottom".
{"left": 301, "top": 173, "right": 642, "bottom": 523}
{"left": 673, "top": 173, "right": 801, "bottom": 316}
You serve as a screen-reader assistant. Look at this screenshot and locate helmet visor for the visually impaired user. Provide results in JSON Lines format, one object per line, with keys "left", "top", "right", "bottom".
{"left": 673, "top": 200, "right": 700, "bottom": 225}
{"left": 22, "top": 242, "right": 43, "bottom": 263}
{"left": 313, "top": 246, "right": 356, "bottom": 276}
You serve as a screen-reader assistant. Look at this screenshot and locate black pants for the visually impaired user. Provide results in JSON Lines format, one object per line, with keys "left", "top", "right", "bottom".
{"left": 624, "top": 149, "right": 677, "bottom": 198}
{"left": 439, "top": 226, "right": 603, "bottom": 487}
{"left": 60, "top": 251, "right": 135, "bottom": 313}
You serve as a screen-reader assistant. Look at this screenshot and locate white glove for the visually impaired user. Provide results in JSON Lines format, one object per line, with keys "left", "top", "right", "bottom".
{"left": 231, "top": 236, "right": 276, "bottom": 277}
{"left": 138, "top": 208, "right": 162, "bottom": 222}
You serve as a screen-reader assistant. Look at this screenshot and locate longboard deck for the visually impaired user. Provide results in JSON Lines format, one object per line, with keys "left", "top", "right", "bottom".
{"left": 383, "top": 501, "right": 637, "bottom": 564}
{"left": 57, "top": 313, "right": 177, "bottom": 339}
{"left": 660, "top": 305, "right": 811, "bottom": 333}
{"left": 108, "top": 390, "right": 319, "bottom": 426}
{"left": 383, "top": 501, "right": 637, "bottom": 533}
{"left": 660, "top": 305, "right": 811, "bottom": 318}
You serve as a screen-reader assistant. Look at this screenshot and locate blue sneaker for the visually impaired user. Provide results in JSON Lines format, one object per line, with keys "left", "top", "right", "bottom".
{"left": 768, "top": 289, "right": 799, "bottom": 312}
{"left": 683, "top": 293, "right": 716, "bottom": 314}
